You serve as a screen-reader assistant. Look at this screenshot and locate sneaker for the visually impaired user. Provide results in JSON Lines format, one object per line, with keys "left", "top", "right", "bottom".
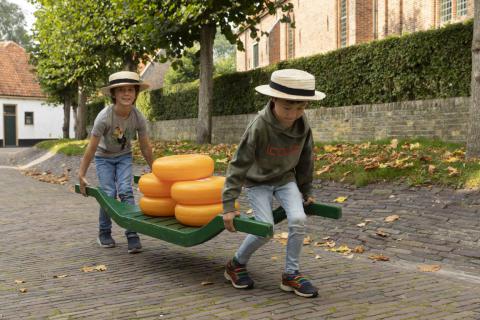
{"left": 280, "top": 271, "right": 318, "bottom": 298}
{"left": 127, "top": 236, "right": 142, "bottom": 254}
{"left": 224, "top": 258, "right": 254, "bottom": 289}
{"left": 97, "top": 232, "right": 115, "bottom": 248}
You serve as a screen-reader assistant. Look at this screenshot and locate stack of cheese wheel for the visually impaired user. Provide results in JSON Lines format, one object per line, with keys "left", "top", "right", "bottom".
{"left": 143, "top": 154, "right": 237, "bottom": 227}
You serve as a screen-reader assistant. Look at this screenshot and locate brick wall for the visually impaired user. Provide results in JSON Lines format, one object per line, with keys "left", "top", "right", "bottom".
{"left": 146, "top": 97, "right": 469, "bottom": 144}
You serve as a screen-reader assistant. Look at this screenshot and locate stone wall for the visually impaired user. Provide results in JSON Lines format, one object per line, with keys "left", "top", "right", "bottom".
{"left": 146, "top": 97, "right": 470, "bottom": 144}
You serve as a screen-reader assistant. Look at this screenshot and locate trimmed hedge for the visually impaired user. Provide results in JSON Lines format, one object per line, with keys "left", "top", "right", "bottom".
{"left": 141, "top": 20, "right": 473, "bottom": 121}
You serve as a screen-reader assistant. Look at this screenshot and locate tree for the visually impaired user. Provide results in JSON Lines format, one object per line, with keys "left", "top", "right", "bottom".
{"left": 0, "top": 0, "right": 29, "bottom": 47}
{"left": 129, "top": 0, "right": 293, "bottom": 144}
{"left": 467, "top": 0, "right": 480, "bottom": 158}
{"left": 30, "top": 0, "right": 161, "bottom": 139}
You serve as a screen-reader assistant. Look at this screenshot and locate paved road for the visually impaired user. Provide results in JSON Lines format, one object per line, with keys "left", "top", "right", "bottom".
{"left": 0, "top": 148, "right": 479, "bottom": 319}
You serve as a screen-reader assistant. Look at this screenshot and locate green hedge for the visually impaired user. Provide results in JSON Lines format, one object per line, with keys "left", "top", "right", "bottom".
{"left": 142, "top": 20, "right": 473, "bottom": 121}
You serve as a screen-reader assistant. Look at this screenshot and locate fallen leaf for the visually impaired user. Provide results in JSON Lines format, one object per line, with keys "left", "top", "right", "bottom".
{"left": 246, "top": 208, "right": 253, "bottom": 214}
{"left": 271, "top": 256, "right": 278, "bottom": 261}
{"left": 376, "top": 230, "right": 389, "bottom": 237}
{"left": 356, "top": 222, "right": 367, "bottom": 227}
{"left": 82, "top": 264, "right": 107, "bottom": 273}
{"left": 417, "top": 264, "right": 441, "bottom": 272}
{"left": 201, "top": 281, "right": 214, "bottom": 286}
{"left": 53, "top": 275, "right": 68, "bottom": 279}
{"left": 274, "top": 232, "right": 289, "bottom": 239}
{"left": 345, "top": 254, "right": 354, "bottom": 259}
{"left": 315, "top": 165, "right": 331, "bottom": 175}
{"left": 409, "top": 142, "right": 421, "bottom": 150}
{"left": 389, "top": 139, "right": 398, "bottom": 149}
{"left": 353, "top": 246, "right": 365, "bottom": 254}
{"left": 215, "top": 158, "right": 228, "bottom": 164}
{"left": 315, "top": 255, "right": 321, "bottom": 259}
{"left": 14, "top": 280, "right": 25, "bottom": 284}
{"left": 428, "top": 165, "right": 436, "bottom": 174}
{"left": 19, "top": 288, "right": 27, "bottom": 293}
{"left": 334, "top": 196, "right": 348, "bottom": 203}
{"left": 384, "top": 215, "right": 400, "bottom": 222}
{"left": 303, "top": 236, "right": 312, "bottom": 245}
{"left": 369, "top": 254, "right": 390, "bottom": 261}
{"left": 447, "top": 166, "right": 459, "bottom": 176}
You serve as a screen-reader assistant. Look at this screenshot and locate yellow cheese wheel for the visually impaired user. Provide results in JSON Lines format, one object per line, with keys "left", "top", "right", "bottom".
{"left": 138, "top": 173, "right": 173, "bottom": 197}
{"left": 171, "top": 176, "right": 225, "bottom": 205}
{"left": 175, "top": 201, "right": 239, "bottom": 227}
{"left": 139, "top": 196, "right": 176, "bottom": 217}
{"left": 152, "top": 154, "right": 214, "bottom": 181}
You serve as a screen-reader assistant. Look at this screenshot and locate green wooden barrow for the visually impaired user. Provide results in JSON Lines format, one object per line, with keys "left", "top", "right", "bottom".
{"left": 75, "top": 178, "right": 341, "bottom": 247}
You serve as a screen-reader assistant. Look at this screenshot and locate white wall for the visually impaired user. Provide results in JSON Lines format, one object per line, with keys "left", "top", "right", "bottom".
{"left": 0, "top": 97, "right": 74, "bottom": 143}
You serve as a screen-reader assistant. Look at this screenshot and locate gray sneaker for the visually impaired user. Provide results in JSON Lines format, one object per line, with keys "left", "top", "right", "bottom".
{"left": 97, "top": 232, "right": 115, "bottom": 248}
{"left": 127, "top": 236, "right": 142, "bottom": 254}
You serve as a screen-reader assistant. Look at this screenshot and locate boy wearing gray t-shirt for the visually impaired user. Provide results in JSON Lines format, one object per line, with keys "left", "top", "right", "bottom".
{"left": 79, "top": 71, "right": 153, "bottom": 254}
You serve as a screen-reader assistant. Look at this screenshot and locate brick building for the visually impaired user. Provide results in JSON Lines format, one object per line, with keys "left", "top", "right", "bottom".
{"left": 236, "top": 0, "right": 473, "bottom": 71}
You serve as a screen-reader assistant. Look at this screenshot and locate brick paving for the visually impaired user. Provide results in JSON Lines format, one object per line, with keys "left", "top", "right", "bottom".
{"left": 0, "top": 147, "right": 479, "bottom": 319}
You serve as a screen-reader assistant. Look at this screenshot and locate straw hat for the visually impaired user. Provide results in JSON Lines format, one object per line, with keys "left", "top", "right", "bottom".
{"left": 255, "top": 69, "right": 325, "bottom": 101}
{"left": 100, "top": 71, "right": 149, "bottom": 96}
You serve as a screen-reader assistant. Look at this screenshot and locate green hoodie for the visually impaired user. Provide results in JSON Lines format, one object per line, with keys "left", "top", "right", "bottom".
{"left": 222, "top": 101, "right": 314, "bottom": 213}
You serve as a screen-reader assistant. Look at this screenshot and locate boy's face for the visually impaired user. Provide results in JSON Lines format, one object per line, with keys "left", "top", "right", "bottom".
{"left": 112, "top": 85, "right": 138, "bottom": 107}
{"left": 272, "top": 98, "right": 308, "bottom": 128}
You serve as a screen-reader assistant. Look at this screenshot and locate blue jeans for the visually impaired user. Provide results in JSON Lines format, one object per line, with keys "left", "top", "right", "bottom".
{"left": 235, "top": 182, "right": 307, "bottom": 274}
{"left": 95, "top": 153, "right": 137, "bottom": 238}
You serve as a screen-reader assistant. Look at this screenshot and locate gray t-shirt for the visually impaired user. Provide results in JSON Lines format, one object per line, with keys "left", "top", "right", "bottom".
{"left": 91, "top": 106, "right": 147, "bottom": 157}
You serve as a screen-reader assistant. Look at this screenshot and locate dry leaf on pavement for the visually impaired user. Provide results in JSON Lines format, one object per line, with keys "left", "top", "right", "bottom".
{"left": 417, "top": 264, "right": 441, "bottom": 272}
{"left": 334, "top": 196, "right": 348, "bottom": 203}
{"left": 353, "top": 246, "right": 365, "bottom": 254}
{"left": 14, "top": 280, "right": 25, "bottom": 284}
{"left": 201, "top": 281, "right": 214, "bottom": 286}
{"left": 81, "top": 265, "right": 107, "bottom": 273}
{"left": 376, "top": 229, "right": 389, "bottom": 237}
{"left": 369, "top": 254, "right": 390, "bottom": 261}
{"left": 384, "top": 215, "right": 400, "bottom": 222}
{"left": 19, "top": 288, "right": 27, "bottom": 293}
{"left": 53, "top": 275, "right": 68, "bottom": 279}
{"left": 303, "top": 236, "right": 312, "bottom": 245}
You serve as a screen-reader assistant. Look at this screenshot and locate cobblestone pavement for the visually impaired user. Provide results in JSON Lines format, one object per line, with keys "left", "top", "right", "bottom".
{"left": 1, "top": 148, "right": 479, "bottom": 319}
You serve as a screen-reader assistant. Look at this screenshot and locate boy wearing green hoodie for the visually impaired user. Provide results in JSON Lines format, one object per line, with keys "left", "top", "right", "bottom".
{"left": 222, "top": 69, "right": 326, "bottom": 298}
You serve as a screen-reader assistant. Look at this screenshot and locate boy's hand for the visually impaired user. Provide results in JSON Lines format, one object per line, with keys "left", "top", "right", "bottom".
{"left": 79, "top": 176, "right": 89, "bottom": 196}
{"left": 303, "top": 196, "right": 315, "bottom": 206}
{"left": 223, "top": 210, "right": 241, "bottom": 232}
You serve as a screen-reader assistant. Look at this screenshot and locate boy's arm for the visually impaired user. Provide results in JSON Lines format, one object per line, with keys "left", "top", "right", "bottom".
{"left": 295, "top": 129, "right": 314, "bottom": 200}
{"left": 138, "top": 134, "right": 153, "bottom": 169}
{"left": 78, "top": 135, "right": 101, "bottom": 196}
{"left": 222, "top": 131, "right": 256, "bottom": 213}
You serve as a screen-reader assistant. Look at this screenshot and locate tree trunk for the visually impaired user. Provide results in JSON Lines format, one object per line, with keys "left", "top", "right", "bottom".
{"left": 62, "top": 94, "right": 71, "bottom": 139}
{"left": 196, "top": 24, "right": 216, "bottom": 144}
{"left": 467, "top": 0, "right": 480, "bottom": 158}
{"left": 75, "top": 80, "right": 88, "bottom": 139}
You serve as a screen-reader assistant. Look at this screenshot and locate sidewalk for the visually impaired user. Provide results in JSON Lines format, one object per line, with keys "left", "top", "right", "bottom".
{"left": 0, "top": 148, "right": 479, "bottom": 319}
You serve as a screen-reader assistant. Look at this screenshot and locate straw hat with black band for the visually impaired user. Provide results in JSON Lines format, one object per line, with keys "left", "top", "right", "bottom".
{"left": 255, "top": 69, "right": 325, "bottom": 101}
{"left": 100, "top": 71, "right": 149, "bottom": 96}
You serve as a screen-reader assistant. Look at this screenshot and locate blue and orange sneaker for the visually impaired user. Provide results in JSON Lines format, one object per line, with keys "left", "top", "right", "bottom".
{"left": 280, "top": 271, "right": 318, "bottom": 298}
{"left": 224, "top": 258, "right": 254, "bottom": 289}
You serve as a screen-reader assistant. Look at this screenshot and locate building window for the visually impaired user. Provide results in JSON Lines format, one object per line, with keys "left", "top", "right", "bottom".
{"left": 253, "top": 43, "right": 259, "bottom": 68}
{"left": 339, "top": 0, "right": 347, "bottom": 47}
{"left": 457, "top": 0, "right": 468, "bottom": 16}
{"left": 440, "top": 0, "right": 452, "bottom": 23}
{"left": 287, "top": 23, "right": 295, "bottom": 59}
{"left": 25, "top": 112, "right": 34, "bottom": 125}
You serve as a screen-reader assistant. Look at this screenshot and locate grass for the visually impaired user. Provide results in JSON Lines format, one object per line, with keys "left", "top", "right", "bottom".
{"left": 35, "top": 137, "right": 480, "bottom": 189}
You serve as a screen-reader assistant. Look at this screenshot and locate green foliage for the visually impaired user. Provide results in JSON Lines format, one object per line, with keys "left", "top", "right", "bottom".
{"left": 143, "top": 21, "right": 472, "bottom": 119}
{"left": 164, "top": 46, "right": 201, "bottom": 86}
{"left": 86, "top": 99, "right": 106, "bottom": 125}
{"left": 0, "top": 0, "right": 29, "bottom": 47}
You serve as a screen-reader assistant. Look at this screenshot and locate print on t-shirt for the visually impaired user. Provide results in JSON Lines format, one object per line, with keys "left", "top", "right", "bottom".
{"left": 113, "top": 126, "right": 127, "bottom": 150}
